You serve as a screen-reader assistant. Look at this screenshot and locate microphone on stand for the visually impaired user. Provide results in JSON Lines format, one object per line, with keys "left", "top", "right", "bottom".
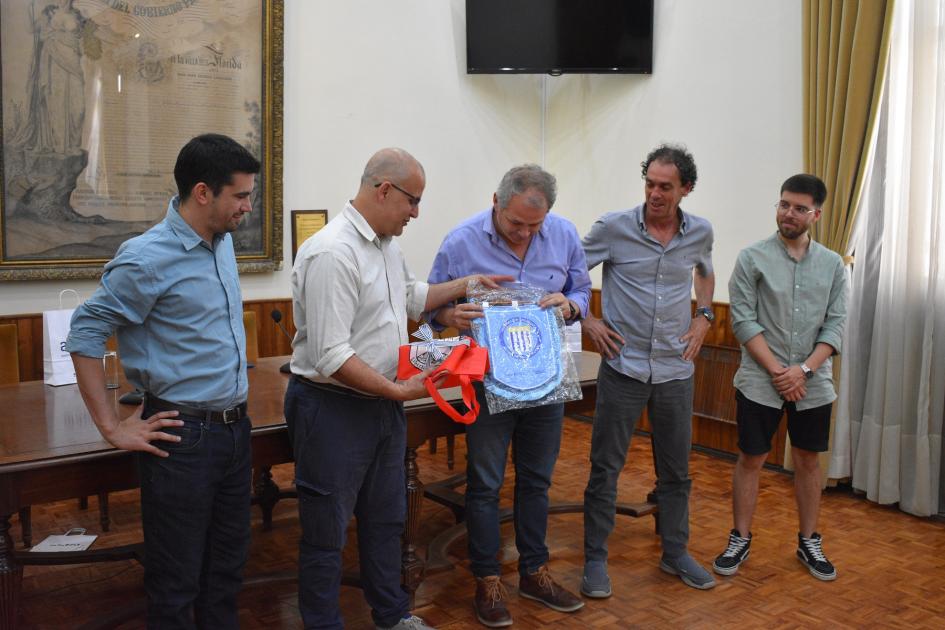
{"left": 270, "top": 309, "right": 293, "bottom": 374}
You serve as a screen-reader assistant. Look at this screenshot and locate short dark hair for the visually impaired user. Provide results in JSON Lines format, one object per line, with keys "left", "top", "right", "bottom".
{"left": 641, "top": 144, "right": 698, "bottom": 190}
{"left": 780, "top": 174, "right": 827, "bottom": 207}
{"left": 174, "top": 134, "right": 261, "bottom": 200}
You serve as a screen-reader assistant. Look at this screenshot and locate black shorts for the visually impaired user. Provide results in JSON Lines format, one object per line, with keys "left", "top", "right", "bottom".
{"left": 735, "top": 390, "right": 832, "bottom": 455}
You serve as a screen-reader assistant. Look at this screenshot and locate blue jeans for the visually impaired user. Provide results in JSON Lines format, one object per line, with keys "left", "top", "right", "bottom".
{"left": 137, "top": 406, "right": 252, "bottom": 630}
{"left": 584, "top": 363, "right": 694, "bottom": 561}
{"left": 284, "top": 377, "right": 408, "bottom": 630}
{"left": 465, "top": 385, "right": 565, "bottom": 577}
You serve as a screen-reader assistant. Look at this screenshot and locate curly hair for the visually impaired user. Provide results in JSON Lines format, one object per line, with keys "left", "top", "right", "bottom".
{"left": 640, "top": 144, "right": 697, "bottom": 190}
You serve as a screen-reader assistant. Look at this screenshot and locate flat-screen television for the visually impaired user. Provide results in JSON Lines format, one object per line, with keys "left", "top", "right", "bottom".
{"left": 466, "top": 0, "right": 654, "bottom": 75}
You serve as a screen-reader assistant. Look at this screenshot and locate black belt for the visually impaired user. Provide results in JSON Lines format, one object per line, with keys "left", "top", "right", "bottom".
{"left": 144, "top": 394, "right": 248, "bottom": 424}
{"left": 294, "top": 375, "right": 382, "bottom": 400}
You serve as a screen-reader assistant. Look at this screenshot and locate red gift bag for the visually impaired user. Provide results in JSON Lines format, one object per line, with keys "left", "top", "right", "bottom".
{"left": 397, "top": 338, "right": 488, "bottom": 424}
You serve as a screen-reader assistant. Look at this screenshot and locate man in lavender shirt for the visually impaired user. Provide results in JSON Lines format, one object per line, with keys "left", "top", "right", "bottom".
{"left": 427, "top": 164, "right": 591, "bottom": 627}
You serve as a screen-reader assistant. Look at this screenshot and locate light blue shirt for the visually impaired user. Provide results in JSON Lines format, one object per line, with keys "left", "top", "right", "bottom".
{"left": 426, "top": 208, "right": 592, "bottom": 330}
{"left": 65, "top": 197, "right": 247, "bottom": 409}
{"left": 583, "top": 204, "right": 714, "bottom": 384}
{"left": 730, "top": 233, "right": 847, "bottom": 410}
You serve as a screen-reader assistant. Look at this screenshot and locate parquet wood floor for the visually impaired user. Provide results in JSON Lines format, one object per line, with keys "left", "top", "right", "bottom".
{"left": 14, "top": 419, "right": 945, "bottom": 629}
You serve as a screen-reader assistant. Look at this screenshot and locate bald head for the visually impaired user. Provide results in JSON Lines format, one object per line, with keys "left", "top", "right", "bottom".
{"left": 359, "top": 147, "right": 425, "bottom": 189}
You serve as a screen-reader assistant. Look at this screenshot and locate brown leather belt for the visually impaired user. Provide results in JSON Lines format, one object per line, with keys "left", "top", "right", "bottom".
{"left": 144, "top": 393, "right": 248, "bottom": 424}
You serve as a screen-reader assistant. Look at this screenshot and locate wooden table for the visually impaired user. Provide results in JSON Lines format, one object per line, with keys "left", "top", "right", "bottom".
{"left": 0, "top": 353, "right": 603, "bottom": 629}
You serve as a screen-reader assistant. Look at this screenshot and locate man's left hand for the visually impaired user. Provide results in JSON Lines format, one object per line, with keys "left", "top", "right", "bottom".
{"left": 680, "top": 316, "right": 711, "bottom": 361}
{"left": 772, "top": 365, "right": 807, "bottom": 395}
{"left": 538, "top": 292, "right": 571, "bottom": 318}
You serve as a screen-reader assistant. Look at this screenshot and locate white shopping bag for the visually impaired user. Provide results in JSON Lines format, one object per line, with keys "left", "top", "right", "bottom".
{"left": 43, "top": 289, "right": 80, "bottom": 386}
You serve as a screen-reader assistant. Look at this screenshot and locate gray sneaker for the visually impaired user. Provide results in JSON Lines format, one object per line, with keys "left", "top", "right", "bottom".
{"left": 660, "top": 553, "right": 716, "bottom": 590}
{"left": 580, "top": 561, "right": 612, "bottom": 598}
{"left": 376, "top": 614, "right": 435, "bottom": 630}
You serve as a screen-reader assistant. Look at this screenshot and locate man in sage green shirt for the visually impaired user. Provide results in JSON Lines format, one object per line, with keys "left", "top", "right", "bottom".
{"left": 713, "top": 174, "right": 847, "bottom": 583}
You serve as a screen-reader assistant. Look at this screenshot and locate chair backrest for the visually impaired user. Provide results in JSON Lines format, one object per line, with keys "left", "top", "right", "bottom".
{"left": 243, "top": 311, "right": 259, "bottom": 364}
{"left": 0, "top": 324, "right": 20, "bottom": 384}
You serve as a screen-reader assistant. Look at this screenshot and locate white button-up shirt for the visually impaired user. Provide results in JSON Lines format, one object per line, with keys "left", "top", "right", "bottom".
{"left": 290, "top": 202, "right": 429, "bottom": 387}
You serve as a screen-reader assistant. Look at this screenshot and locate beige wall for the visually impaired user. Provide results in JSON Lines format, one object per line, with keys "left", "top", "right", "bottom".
{"left": 0, "top": 0, "right": 801, "bottom": 314}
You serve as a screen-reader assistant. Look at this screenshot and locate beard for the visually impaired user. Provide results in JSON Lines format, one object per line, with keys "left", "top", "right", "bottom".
{"left": 777, "top": 219, "right": 809, "bottom": 240}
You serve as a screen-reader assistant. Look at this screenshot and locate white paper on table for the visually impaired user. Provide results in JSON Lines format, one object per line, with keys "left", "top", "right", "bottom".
{"left": 30, "top": 528, "right": 97, "bottom": 552}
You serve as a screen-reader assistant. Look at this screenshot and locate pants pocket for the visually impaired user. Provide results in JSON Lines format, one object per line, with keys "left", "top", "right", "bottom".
{"left": 297, "top": 481, "right": 342, "bottom": 551}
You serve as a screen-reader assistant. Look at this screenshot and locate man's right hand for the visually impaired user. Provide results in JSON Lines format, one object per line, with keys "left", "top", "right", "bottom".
{"left": 104, "top": 406, "right": 183, "bottom": 457}
{"left": 583, "top": 314, "right": 625, "bottom": 359}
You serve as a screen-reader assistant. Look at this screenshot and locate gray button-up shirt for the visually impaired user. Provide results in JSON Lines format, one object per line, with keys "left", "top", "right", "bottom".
{"left": 583, "top": 204, "right": 714, "bottom": 384}
{"left": 729, "top": 233, "right": 847, "bottom": 410}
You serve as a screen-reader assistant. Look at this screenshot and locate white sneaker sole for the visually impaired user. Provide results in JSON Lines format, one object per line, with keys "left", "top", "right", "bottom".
{"left": 713, "top": 549, "right": 750, "bottom": 576}
{"left": 796, "top": 554, "right": 837, "bottom": 581}
{"left": 660, "top": 561, "right": 716, "bottom": 590}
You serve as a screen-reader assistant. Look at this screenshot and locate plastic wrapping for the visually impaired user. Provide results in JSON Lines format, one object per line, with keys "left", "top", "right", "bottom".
{"left": 467, "top": 280, "right": 582, "bottom": 414}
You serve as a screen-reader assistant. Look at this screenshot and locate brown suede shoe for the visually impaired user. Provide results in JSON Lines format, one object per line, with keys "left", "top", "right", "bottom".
{"left": 518, "top": 566, "right": 584, "bottom": 613}
{"left": 474, "top": 575, "right": 512, "bottom": 628}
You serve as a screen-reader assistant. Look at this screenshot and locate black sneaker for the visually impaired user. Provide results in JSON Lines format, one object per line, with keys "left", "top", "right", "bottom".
{"left": 796, "top": 532, "right": 837, "bottom": 581}
{"left": 713, "top": 529, "right": 752, "bottom": 575}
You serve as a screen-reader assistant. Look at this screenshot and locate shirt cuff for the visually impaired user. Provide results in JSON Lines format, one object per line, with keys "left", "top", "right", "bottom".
{"left": 63, "top": 330, "right": 108, "bottom": 359}
{"left": 815, "top": 330, "right": 843, "bottom": 355}
{"left": 732, "top": 321, "right": 765, "bottom": 346}
{"left": 315, "top": 345, "right": 356, "bottom": 379}
{"left": 407, "top": 281, "right": 430, "bottom": 321}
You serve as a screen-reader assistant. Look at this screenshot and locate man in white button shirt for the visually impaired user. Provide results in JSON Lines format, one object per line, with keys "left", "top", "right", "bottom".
{"left": 286, "top": 148, "right": 506, "bottom": 630}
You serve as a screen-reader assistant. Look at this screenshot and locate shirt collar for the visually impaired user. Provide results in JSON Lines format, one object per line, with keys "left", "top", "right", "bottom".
{"left": 344, "top": 201, "right": 386, "bottom": 245}
{"left": 166, "top": 196, "right": 209, "bottom": 251}
{"left": 635, "top": 203, "right": 689, "bottom": 234}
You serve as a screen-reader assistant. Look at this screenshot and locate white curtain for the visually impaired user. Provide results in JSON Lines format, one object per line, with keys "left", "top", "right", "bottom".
{"left": 831, "top": 0, "right": 945, "bottom": 517}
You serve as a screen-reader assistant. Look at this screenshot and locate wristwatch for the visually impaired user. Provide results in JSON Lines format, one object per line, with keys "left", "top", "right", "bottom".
{"left": 800, "top": 363, "right": 814, "bottom": 379}
{"left": 695, "top": 306, "right": 714, "bottom": 322}
{"left": 567, "top": 301, "right": 582, "bottom": 321}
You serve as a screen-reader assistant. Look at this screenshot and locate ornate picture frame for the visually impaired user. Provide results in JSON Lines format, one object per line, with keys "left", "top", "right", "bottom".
{"left": 0, "top": 0, "right": 284, "bottom": 280}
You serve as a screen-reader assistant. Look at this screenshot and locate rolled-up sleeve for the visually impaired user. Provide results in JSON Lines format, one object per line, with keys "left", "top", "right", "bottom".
{"left": 305, "top": 250, "right": 359, "bottom": 378}
{"left": 581, "top": 217, "right": 612, "bottom": 271}
{"left": 424, "top": 239, "right": 454, "bottom": 328}
{"left": 695, "top": 225, "right": 715, "bottom": 277}
{"left": 816, "top": 259, "right": 848, "bottom": 354}
{"left": 65, "top": 249, "right": 158, "bottom": 358}
{"left": 564, "top": 225, "right": 592, "bottom": 316}
{"left": 728, "top": 250, "right": 765, "bottom": 345}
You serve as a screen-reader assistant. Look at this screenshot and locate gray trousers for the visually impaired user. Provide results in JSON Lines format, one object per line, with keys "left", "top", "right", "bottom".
{"left": 584, "top": 362, "right": 694, "bottom": 560}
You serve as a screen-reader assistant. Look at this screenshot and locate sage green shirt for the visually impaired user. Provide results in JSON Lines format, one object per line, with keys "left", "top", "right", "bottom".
{"left": 729, "top": 233, "right": 848, "bottom": 411}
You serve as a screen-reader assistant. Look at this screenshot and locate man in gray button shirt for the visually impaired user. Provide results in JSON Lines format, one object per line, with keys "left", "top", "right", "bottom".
{"left": 580, "top": 144, "right": 717, "bottom": 595}
{"left": 713, "top": 174, "right": 847, "bottom": 582}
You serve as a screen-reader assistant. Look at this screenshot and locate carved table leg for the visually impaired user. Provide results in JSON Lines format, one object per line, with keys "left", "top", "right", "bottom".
{"left": 402, "top": 446, "right": 424, "bottom": 608}
{"left": 15, "top": 510, "right": 29, "bottom": 550}
{"left": 253, "top": 466, "right": 281, "bottom": 532}
{"left": 98, "top": 493, "right": 110, "bottom": 533}
{"left": 1, "top": 514, "right": 23, "bottom": 630}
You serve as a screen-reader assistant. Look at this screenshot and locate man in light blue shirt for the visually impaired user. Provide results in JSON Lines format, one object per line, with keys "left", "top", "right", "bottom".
{"left": 427, "top": 164, "right": 591, "bottom": 627}
{"left": 712, "top": 174, "right": 847, "bottom": 582}
{"left": 66, "top": 134, "right": 260, "bottom": 628}
{"left": 581, "top": 145, "right": 717, "bottom": 595}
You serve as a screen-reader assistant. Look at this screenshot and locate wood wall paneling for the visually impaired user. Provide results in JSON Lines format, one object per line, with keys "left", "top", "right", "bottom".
{"left": 0, "top": 292, "right": 782, "bottom": 463}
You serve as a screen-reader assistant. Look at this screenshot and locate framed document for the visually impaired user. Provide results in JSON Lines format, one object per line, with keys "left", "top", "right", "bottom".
{"left": 0, "top": 0, "right": 284, "bottom": 280}
{"left": 291, "top": 209, "right": 327, "bottom": 263}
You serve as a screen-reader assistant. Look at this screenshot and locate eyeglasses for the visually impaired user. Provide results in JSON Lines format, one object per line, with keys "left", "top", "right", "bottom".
{"left": 775, "top": 200, "right": 816, "bottom": 216}
{"left": 375, "top": 181, "right": 421, "bottom": 207}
